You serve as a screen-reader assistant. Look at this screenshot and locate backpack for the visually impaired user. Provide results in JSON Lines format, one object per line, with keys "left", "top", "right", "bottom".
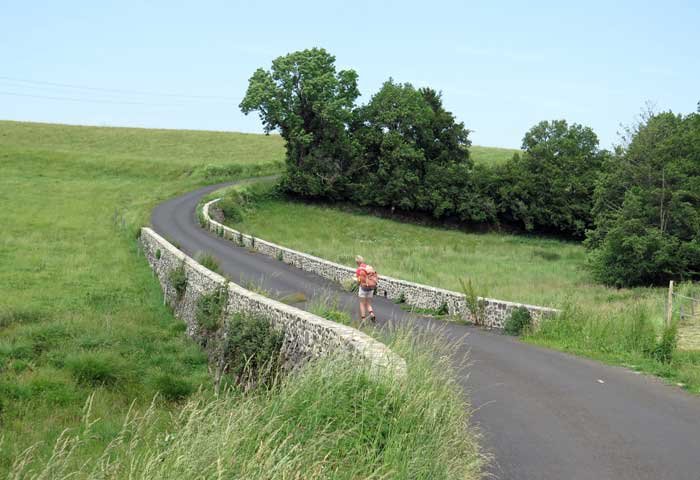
{"left": 361, "top": 265, "right": 379, "bottom": 289}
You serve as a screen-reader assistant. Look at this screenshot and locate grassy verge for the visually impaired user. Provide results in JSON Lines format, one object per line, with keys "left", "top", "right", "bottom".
{"left": 8, "top": 325, "right": 483, "bottom": 479}
{"left": 0, "top": 121, "right": 281, "bottom": 472}
{"left": 470, "top": 145, "right": 520, "bottom": 165}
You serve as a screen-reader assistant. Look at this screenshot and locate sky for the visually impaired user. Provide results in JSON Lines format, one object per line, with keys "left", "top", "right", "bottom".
{"left": 1, "top": 0, "right": 698, "bottom": 149}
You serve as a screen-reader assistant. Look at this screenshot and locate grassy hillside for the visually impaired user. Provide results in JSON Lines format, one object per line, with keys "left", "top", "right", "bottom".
{"left": 0, "top": 121, "right": 284, "bottom": 471}
{"left": 470, "top": 145, "right": 520, "bottom": 165}
{"left": 0, "top": 121, "right": 482, "bottom": 477}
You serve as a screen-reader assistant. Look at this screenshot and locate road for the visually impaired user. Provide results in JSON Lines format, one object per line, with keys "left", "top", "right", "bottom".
{"left": 152, "top": 181, "right": 700, "bottom": 480}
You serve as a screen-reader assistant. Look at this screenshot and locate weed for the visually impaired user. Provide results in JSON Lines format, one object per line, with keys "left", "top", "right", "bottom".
{"left": 151, "top": 373, "right": 195, "bottom": 402}
{"left": 653, "top": 323, "right": 678, "bottom": 363}
{"left": 459, "top": 278, "right": 486, "bottom": 325}
{"left": 196, "top": 252, "right": 222, "bottom": 274}
{"left": 395, "top": 292, "right": 406, "bottom": 304}
{"left": 66, "top": 352, "right": 126, "bottom": 387}
{"left": 168, "top": 262, "right": 188, "bottom": 299}
{"left": 195, "top": 287, "right": 228, "bottom": 331}
{"left": 309, "top": 295, "right": 353, "bottom": 326}
{"left": 276, "top": 250, "right": 284, "bottom": 262}
{"left": 155, "top": 249, "right": 161, "bottom": 260}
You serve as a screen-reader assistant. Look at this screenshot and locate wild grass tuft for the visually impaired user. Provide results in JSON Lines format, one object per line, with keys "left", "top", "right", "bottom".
{"left": 195, "top": 252, "right": 222, "bottom": 274}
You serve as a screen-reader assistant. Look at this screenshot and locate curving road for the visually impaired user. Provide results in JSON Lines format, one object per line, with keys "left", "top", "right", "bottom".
{"left": 152, "top": 181, "right": 700, "bottom": 480}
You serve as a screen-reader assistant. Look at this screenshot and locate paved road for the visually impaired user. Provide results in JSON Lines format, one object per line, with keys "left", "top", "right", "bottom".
{"left": 152, "top": 182, "right": 700, "bottom": 480}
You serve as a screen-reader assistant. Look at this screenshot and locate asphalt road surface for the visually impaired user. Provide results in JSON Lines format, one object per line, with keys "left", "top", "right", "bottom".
{"left": 151, "top": 181, "right": 700, "bottom": 480}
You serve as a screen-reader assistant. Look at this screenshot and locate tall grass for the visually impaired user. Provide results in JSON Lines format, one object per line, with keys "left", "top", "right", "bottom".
{"left": 525, "top": 305, "right": 700, "bottom": 393}
{"left": 8, "top": 328, "right": 483, "bottom": 479}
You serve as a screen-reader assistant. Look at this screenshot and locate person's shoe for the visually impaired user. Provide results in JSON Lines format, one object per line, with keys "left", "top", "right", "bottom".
{"left": 369, "top": 312, "right": 376, "bottom": 323}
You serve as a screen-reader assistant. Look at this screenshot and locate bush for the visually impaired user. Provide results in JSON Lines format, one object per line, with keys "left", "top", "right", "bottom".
{"left": 195, "top": 287, "right": 228, "bottom": 331}
{"left": 217, "top": 197, "right": 243, "bottom": 223}
{"left": 168, "top": 262, "right": 187, "bottom": 299}
{"left": 223, "top": 313, "right": 284, "bottom": 387}
{"left": 196, "top": 252, "right": 222, "bottom": 274}
{"left": 505, "top": 307, "right": 532, "bottom": 336}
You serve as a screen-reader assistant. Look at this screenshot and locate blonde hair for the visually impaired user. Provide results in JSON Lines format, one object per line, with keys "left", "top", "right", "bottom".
{"left": 355, "top": 255, "right": 364, "bottom": 264}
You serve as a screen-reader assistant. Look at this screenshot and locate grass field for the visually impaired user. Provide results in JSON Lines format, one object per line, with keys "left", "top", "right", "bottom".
{"left": 0, "top": 121, "right": 482, "bottom": 476}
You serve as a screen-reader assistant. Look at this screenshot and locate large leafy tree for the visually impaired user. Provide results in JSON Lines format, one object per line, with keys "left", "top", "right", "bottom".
{"left": 497, "top": 120, "right": 605, "bottom": 237}
{"left": 240, "top": 48, "right": 360, "bottom": 198}
{"left": 353, "top": 80, "right": 475, "bottom": 217}
{"left": 586, "top": 111, "right": 700, "bottom": 287}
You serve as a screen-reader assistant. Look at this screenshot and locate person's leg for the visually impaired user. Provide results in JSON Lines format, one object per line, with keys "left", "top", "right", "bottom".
{"left": 367, "top": 298, "right": 375, "bottom": 321}
{"left": 359, "top": 296, "right": 367, "bottom": 321}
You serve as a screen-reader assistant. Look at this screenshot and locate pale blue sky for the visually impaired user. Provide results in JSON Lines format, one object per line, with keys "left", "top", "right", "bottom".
{"left": 1, "top": 1, "right": 698, "bottom": 148}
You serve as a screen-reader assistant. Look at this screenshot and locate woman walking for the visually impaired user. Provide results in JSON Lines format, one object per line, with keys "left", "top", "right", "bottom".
{"left": 354, "top": 255, "right": 377, "bottom": 323}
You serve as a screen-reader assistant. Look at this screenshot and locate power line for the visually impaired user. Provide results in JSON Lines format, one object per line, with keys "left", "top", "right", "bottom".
{"left": 0, "top": 75, "right": 240, "bottom": 102}
{"left": 0, "top": 90, "right": 186, "bottom": 107}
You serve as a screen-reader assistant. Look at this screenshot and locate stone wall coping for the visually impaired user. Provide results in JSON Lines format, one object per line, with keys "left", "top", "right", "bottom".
{"left": 141, "top": 227, "right": 406, "bottom": 374}
{"left": 202, "top": 198, "right": 560, "bottom": 318}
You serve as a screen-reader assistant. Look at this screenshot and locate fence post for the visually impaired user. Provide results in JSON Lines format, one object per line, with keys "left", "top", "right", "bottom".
{"left": 666, "top": 280, "right": 674, "bottom": 327}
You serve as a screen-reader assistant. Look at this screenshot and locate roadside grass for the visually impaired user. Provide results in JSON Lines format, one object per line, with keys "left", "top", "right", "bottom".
{"left": 8, "top": 327, "right": 483, "bottom": 480}
{"left": 0, "top": 121, "right": 281, "bottom": 472}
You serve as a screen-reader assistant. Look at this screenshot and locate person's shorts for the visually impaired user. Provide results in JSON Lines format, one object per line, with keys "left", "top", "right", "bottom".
{"left": 358, "top": 287, "right": 374, "bottom": 298}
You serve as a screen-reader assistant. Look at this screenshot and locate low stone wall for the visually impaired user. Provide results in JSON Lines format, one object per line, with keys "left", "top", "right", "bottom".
{"left": 203, "top": 199, "right": 559, "bottom": 329}
{"left": 139, "top": 227, "right": 405, "bottom": 376}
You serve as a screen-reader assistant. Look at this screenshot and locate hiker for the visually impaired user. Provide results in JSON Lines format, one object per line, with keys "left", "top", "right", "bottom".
{"left": 354, "top": 255, "right": 378, "bottom": 322}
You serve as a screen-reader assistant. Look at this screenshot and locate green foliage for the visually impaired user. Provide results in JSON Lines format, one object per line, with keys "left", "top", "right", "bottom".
{"left": 309, "top": 296, "right": 353, "bottom": 325}
{"left": 196, "top": 252, "right": 222, "bottom": 274}
{"left": 653, "top": 323, "right": 679, "bottom": 364}
{"left": 437, "top": 301, "right": 449, "bottom": 316}
{"left": 459, "top": 278, "right": 485, "bottom": 325}
{"left": 276, "top": 250, "right": 284, "bottom": 262}
{"left": 353, "top": 81, "right": 476, "bottom": 219}
{"left": 66, "top": 352, "right": 126, "bottom": 387}
{"left": 217, "top": 197, "right": 243, "bottom": 223}
{"left": 240, "top": 48, "right": 360, "bottom": 198}
{"left": 396, "top": 292, "right": 406, "bottom": 304}
{"left": 195, "top": 287, "right": 228, "bottom": 331}
{"left": 168, "top": 262, "right": 188, "bottom": 299}
{"left": 223, "top": 313, "right": 284, "bottom": 387}
{"left": 586, "top": 111, "right": 700, "bottom": 287}
{"left": 505, "top": 307, "right": 532, "bottom": 336}
{"left": 151, "top": 373, "right": 195, "bottom": 402}
{"left": 495, "top": 120, "right": 606, "bottom": 237}
{"left": 155, "top": 249, "right": 161, "bottom": 260}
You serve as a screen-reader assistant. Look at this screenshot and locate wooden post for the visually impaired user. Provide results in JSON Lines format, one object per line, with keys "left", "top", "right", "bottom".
{"left": 666, "top": 280, "right": 674, "bottom": 327}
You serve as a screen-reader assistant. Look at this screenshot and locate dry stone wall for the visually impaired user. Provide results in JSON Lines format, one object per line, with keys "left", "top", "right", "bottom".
{"left": 139, "top": 227, "right": 405, "bottom": 376}
{"left": 203, "top": 199, "right": 559, "bottom": 329}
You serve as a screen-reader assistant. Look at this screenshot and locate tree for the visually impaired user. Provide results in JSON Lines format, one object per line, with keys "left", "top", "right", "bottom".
{"left": 586, "top": 110, "right": 700, "bottom": 287}
{"left": 497, "top": 120, "right": 606, "bottom": 237}
{"left": 352, "top": 80, "right": 476, "bottom": 217}
{"left": 240, "top": 48, "right": 360, "bottom": 198}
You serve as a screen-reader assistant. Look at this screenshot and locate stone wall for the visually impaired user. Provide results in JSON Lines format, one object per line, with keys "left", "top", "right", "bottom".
{"left": 139, "top": 227, "right": 406, "bottom": 376}
{"left": 203, "top": 199, "right": 559, "bottom": 329}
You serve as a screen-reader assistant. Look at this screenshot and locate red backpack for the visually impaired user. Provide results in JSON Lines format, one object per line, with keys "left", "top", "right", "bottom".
{"left": 361, "top": 265, "right": 379, "bottom": 289}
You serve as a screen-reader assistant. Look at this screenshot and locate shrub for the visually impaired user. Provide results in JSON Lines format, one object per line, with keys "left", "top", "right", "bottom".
{"left": 505, "top": 307, "right": 532, "bottom": 336}
{"left": 223, "top": 313, "right": 284, "bottom": 387}
{"left": 217, "top": 197, "right": 244, "bottom": 223}
{"left": 168, "top": 262, "right": 187, "bottom": 299}
{"left": 196, "top": 252, "right": 222, "bottom": 274}
{"left": 195, "top": 287, "right": 228, "bottom": 331}
{"left": 155, "top": 249, "right": 161, "bottom": 260}
{"left": 436, "top": 301, "right": 449, "bottom": 316}
{"left": 276, "top": 250, "right": 283, "bottom": 262}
